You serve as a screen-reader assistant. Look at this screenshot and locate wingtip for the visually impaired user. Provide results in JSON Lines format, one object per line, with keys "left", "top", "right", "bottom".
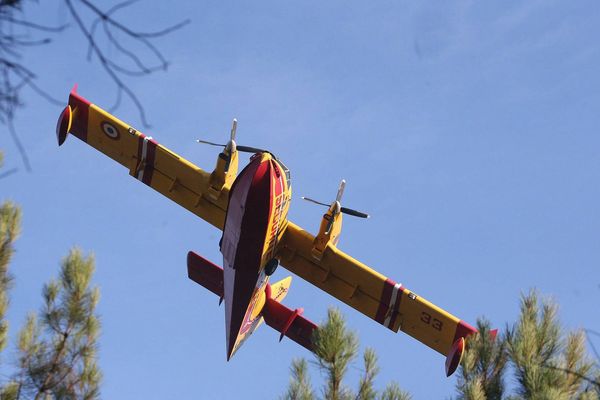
{"left": 445, "top": 337, "right": 465, "bottom": 377}
{"left": 70, "top": 83, "right": 78, "bottom": 95}
{"left": 56, "top": 105, "right": 72, "bottom": 146}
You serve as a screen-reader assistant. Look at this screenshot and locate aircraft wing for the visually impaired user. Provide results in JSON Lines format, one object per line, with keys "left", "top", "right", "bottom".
{"left": 57, "top": 86, "right": 228, "bottom": 229}
{"left": 276, "top": 222, "right": 477, "bottom": 371}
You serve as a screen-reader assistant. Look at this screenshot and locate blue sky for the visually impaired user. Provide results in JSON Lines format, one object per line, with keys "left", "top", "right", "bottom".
{"left": 2, "top": 1, "right": 600, "bottom": 398}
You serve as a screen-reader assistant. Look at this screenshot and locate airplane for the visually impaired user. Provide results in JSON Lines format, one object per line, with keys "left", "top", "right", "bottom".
{"left": 55, "top": 85, "right": 493, "bottom": 377}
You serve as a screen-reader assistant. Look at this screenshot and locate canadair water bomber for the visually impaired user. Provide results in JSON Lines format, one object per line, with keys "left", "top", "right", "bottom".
{"left": 56, "top": 86, "right": 493, "bottom": 376}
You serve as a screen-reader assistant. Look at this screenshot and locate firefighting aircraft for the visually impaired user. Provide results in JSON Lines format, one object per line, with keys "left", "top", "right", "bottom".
{"left": 56, "top": 85, "right": 488, "bottom": 377}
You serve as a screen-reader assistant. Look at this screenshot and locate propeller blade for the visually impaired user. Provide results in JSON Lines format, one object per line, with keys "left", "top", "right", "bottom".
{"left": 196, "top": 139, "right": 225, "bottom": 147}
{"left": 336, "top": 179, "right": 346, "bottom": 203}
{"left": 237, "top": 145, "right": 268, "bottom": 154}
{"left": 340, "top": 207, "right": 369, "bottom": 219}
{"left": 301, "top": 197, "right": 330, "bottom": 207}
{"left": 230, "top": 118, "right": 237, "bottom": 141}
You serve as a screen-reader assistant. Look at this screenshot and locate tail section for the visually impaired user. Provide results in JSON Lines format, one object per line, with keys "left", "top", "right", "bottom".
{"left": 187, "top": 251, "right": 318, "bottom": 358}
{"left": 263, "top": 299, "right": 317, "bottom": 351}
{"left": 269, "top": 276, "right": 292, "bottom": 303}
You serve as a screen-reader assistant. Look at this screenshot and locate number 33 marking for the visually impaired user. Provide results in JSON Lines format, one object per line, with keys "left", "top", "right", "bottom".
{"left": 421, "top": 312, "right": 443, "bottom": 331}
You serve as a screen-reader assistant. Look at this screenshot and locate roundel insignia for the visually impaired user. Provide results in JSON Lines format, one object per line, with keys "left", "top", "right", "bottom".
{"left": 101, "top": 122, "right": 120, "bottom": 139}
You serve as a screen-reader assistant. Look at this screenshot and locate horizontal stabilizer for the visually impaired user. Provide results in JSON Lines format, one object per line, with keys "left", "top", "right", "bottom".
{"left": 187, "top": 251, "right": 224, "bottom": 297}
{"left": 263, "top": 298, "right": 317, "bottom": 352}
{"left": 187, "top": 251, "right": 318, "bottom": 354}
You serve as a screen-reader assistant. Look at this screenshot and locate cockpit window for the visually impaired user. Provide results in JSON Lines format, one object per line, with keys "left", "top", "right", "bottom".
{"left": 275, "top": 158, "right": 291, "bottom": 184}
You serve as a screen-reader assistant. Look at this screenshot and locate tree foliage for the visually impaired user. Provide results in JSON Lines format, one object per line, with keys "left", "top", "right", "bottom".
{"left": 0, "top": 195, "right": 21, "bottom": 355}
{"left": 0, "top": 246, "right": 102, "bottom": 400}
{"left": 456, "top": 290, "right": 599, "bottom": 400}
{"left": 456, "top": 319, "right": 507, "bottom": 400}
{"left": 1, "top": 163, "right": 102, "bottom": 399}
{"left": 8, "top": 249, "right": 101, "bottom": 399}
{"left": 284, "top": 292, "right": 599, "bottom": 400}
{"left": 282, "top": 308, "right": 411, "bottom": 400}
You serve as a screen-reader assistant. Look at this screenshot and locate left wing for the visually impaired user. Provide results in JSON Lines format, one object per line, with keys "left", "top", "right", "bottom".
{"left": 57, "top": 86, "right": 228, "bottom": 229}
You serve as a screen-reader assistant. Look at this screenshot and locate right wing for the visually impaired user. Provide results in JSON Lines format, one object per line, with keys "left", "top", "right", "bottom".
{"left": 57, "top": 86, "right": 229, "bottom": 229}
{"left": 276, "top": 222, "right": 477, "bottom": 375}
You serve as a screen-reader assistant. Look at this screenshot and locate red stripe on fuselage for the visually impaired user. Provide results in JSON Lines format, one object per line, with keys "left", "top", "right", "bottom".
{"left": 375, "top": 278, "right": 394, "bottom": 324}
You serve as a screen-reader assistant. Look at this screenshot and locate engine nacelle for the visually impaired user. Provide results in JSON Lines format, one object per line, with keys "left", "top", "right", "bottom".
{"left": 311, "top": 202, "right": 343, "bottom": 260}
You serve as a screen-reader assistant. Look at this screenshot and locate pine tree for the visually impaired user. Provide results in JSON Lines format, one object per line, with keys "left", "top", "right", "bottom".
{"left": 456, "top": 319, "right": 506, "bottom": 400}
{"left": 1, "top": 153, "right": 102, "bottom": 398}
{"left": 506, "top": 290, "right": 597, "bottom": 400}
{"left": 4, "top": 249, "right": 102, "bottom": 399}
{"left": 456, "top": 290, "right": 599, "bottom": 400}
{"left": 0, "top": 196, "right": 21, "bottom": 356}
{"left": 282, "top": 308, "right": 411, "bottom": 400}
{"left": 284, "top": 359, "right": 315, "bottom": 400}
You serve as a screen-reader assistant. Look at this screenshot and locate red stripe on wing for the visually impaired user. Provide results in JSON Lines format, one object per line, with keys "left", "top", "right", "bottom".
{"left": 388, "top": 282, "right": 404, "bottom": 329}
{"left": 142, "top": 137, "right": 157, "bottom": 185}
{"left": 375, "top": 277, "right": 403, "bottom": 329}
{"left": 68, "top": 87, "right": 90, "bottom": 143}
{"left": 452, "top": 319, "right": 477, "bottom": 343}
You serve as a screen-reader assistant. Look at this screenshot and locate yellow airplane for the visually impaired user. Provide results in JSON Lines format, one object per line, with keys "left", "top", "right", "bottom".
{"left": 56, "top": 85, "right": 492, "bottom": 376}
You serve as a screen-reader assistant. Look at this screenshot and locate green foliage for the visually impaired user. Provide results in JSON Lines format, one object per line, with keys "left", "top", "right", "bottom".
{"left": 284, "top": 359, "right": 315, "bottom": 400}
{"left": 0, "top": 150, "right": 102, "bottom": 399}
{"left": 357, "top": 348, "right": 379, "bottom": 400}
{"left": 456, "top": 290, "right": 599, "bottom": 400}
{"left": 2, "top": 248, "right": 102, "bottom": 399}
{"left": 313, "top": 308, "right": 359, "bottom": 400}
{"left": 507, "top": 290, "right": 596, "bottom": 400}
{"left": 456, "top": 318, "right": 507, "bottom": 400}
{"left": 379, "top": 382, "right": 412, "bottom": 400}
{"left": 282, "top": 308, "right": 410, "bottom": 400}
{"left": 0, "top": 200, "right": 21, "bottom": 354}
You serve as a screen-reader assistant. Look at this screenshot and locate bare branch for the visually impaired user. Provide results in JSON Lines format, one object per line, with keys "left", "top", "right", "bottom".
{"left": 1, "top": 0, "right": 188, "bottom": 172}
{"left": 542, "top": 363, "right": 600, "bottom": 389}
{"left": 0, "top": 167, "right": 18, "bottom": 179}
{"left": 585, "top": 329, "right": 600, "bottom": 364}
{"left": 2, "top": 16, "right": 67, "bottom": 32}
{"left": 64, "top": 0, "right": 189, "bottom": 127}
{"left": 7, "top": 112, "right": 30, "bottom": 172}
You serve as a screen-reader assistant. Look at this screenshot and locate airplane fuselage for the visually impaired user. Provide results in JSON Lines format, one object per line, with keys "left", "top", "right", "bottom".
{"left": 220, "top": 152, "right": 291, "bottom": 358}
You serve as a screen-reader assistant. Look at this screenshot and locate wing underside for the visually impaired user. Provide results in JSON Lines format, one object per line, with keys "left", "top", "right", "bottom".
{"left": 62, "top": 87, "right": 228, "bottom": 229}
{"left": 276, "top": 222, "right": 476, "bottom": 358}
{"left": 59, "top": 88, "right": 477, "bottom": 373}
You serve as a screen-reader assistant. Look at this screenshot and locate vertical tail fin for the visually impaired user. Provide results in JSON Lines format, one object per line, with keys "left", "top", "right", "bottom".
{"left": 269, "top": 276, "right": 292, "bottom": 303}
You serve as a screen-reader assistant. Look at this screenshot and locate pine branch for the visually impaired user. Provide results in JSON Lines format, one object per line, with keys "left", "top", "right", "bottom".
{"left": 282, "top": 358, "right": 314, "bottom": 400}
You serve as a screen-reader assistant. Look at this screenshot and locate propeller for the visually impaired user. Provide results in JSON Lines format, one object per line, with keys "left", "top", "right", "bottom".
{"left": 196, "top": 119, "right": 268, "bottom": 154}
{"left": 302, "top": 179, "right": 370, "bottom": 225}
